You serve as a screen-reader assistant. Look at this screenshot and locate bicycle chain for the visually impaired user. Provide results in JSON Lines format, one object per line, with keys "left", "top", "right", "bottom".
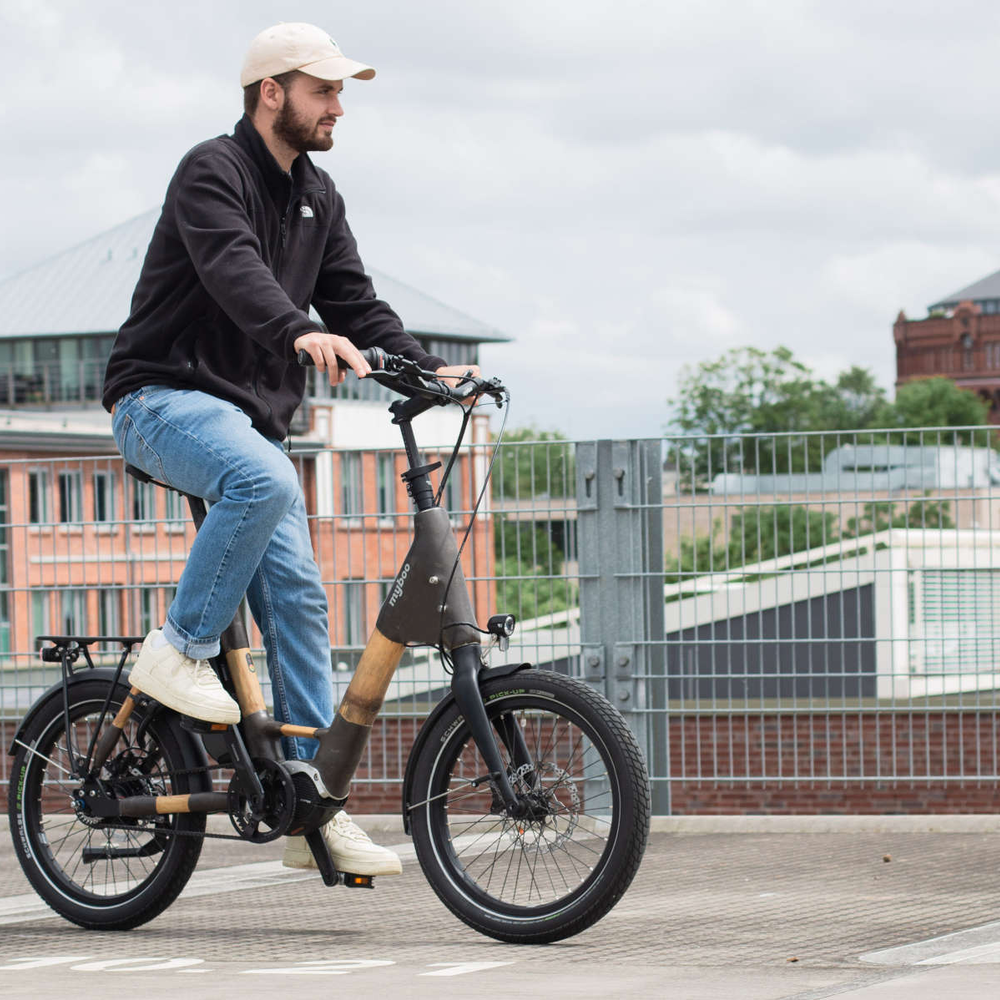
{"left": 91, "top": 821, "right": 245, "bottom": 842}
{"left": 84, "top": 762, "right": 249, "bottom": 841}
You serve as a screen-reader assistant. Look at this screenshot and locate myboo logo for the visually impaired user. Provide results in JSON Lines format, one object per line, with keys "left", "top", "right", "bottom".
{"left": 388, "top": 563, "right": 410, "bottom": 607}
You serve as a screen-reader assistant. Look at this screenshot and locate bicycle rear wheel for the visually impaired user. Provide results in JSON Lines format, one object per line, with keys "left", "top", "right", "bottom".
{"left": 9, "top": 679, "right": 205, "bottom": 930}
{"left": 408, "top": 669, "right": 650, "bottom": 943}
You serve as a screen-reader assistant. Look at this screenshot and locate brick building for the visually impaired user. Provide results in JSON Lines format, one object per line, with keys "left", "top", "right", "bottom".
{"left": 894, "top": 267, "right": 1000, "bottom": 420}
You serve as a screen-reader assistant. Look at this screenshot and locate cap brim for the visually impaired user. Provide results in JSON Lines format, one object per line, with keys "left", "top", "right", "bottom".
{"left": 299, "top": 55, "right": 376, "bottom": 81}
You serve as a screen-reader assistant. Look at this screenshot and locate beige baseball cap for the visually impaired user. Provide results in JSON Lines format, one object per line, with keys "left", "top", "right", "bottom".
{"left": 240, "top": 22, "right": 376, "bottom": 87}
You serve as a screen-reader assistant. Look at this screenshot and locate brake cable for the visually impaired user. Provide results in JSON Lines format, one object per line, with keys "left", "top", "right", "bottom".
{"left": 435, "top": 388, "right": 511, "bottom": 672}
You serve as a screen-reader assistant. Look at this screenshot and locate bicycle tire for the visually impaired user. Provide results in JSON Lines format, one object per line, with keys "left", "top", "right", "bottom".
{"left": 408, "top": 669, "right": 650, "bottom": 943}
{"left": 9, "top": 679, "right": 205, "bottom": 930}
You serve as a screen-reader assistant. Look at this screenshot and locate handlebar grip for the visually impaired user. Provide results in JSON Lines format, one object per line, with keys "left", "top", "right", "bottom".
{"left": 296, "top": 346, "right": 388, "bottom": 371}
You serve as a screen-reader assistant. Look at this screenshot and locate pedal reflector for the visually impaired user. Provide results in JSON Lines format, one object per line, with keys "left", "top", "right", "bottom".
{"left": 178, "top": 715, "right": 230, "bottom": 734}
{"left": 343, "top": 874, "right": 374, "bottom": 889}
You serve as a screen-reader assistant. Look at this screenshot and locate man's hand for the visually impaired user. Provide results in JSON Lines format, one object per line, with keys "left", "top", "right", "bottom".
{"left": 293, "top": 331, "right": 371, "bottom": 385}
{"left": 435, "top": 364, "right": 482, "bottom": 393}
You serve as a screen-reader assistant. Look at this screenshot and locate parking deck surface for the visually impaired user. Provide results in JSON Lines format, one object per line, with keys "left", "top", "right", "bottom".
{"left": 0, "top": 817, "right": 998, "bottom": 998}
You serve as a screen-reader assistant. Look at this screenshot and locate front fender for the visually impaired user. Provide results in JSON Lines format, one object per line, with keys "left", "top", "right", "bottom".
{"left": 401, "top": 661, "right": 531, "bottom": 834}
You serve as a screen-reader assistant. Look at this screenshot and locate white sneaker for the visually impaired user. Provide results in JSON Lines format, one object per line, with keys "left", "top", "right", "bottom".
{"left": 129, "top": 629, "right": 240, "bottom": 724}
{"left": 283, "top": 811, "right": 402, "bottom": 876}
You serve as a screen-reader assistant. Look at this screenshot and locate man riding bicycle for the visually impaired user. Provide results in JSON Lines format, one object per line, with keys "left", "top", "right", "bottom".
{"left": 101, "top": 22, "right": 479, "bottom": 877}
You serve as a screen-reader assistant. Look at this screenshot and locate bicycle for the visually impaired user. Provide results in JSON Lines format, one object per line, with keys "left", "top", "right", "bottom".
{"left": 7, "top": 350, "right": 650, "bottom": 944}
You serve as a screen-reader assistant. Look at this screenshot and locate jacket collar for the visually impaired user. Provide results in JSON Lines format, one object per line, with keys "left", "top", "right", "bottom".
{"left": 231, "top": 115, "right": 325, "bottom": 201}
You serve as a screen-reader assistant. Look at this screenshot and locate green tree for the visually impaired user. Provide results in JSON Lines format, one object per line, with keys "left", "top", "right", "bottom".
{"left": 494, "top": 520, "right": 576, "bottom": 619}
{"left": 672, "top": 345, "right": 824, "bottom": 439}
{"left": 665, "top": 505, "right": 838, "bottom": 584}
{"left": 493, "top": 426, "right": 574, "bottom": 499}
{"left": 841, "top": 495, "right": 954, "bottom": 537}
{"left": 814, "top": 366, "right": 887, "bottom": 430}
{"left": 872, "top": 377, "right": 989, "bottom": 442}
{"left": 669, "top": 347, "right": 885, "bottom": 482}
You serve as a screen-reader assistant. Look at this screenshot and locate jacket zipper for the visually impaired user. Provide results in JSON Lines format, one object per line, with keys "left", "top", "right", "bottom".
{"left": 257, "top": 181, "right": 324, "bottom": 433}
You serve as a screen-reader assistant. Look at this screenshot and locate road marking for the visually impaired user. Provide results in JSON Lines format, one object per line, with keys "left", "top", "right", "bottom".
{"left": 0, "top": 954, "right": 516, "bottom": 978}
{"left": 241, "top": 959, "right": 395, "bottom": 975}
{"left": 0, "top": 957, "right": 91, "bottom": 970}
{"left": 0, "top": 831, "right": 516, "bottom": 927}
{"left": 0, "top": 860, "right": 316, "bottom": 925}
{"left": 0, "top": 834, "right": 507, "bottom": 926}
{"left": 420, "top": 962, "right": 514, "bottom": 976}
{"left": 860, "top": 919, "right": 1000, "bottom": 966}
{"left": 69, "top": 958, "right": 204, "bottom": 972}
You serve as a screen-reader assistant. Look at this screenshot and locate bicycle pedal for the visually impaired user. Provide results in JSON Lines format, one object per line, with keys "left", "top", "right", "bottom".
{"left": 178, "top": 715, "right": 231, "bottom": 734}
{"left": 342, "top": 873, "right": 375, "bottom": 889}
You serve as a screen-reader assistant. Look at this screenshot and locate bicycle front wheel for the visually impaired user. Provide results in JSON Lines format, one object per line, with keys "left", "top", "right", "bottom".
{"left": 9, "top": 679, "right": 205, "bottom": 930}
{"left": 409, "top": 669, "right": 650, "bottom": 943}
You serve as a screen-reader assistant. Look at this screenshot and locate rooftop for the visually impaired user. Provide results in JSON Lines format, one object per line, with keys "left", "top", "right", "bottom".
{"left": 929, "top": 267, "right": 1000, "bottom": 312}
{"left": 0, "top": 209, "right": 508, "bottom": 343}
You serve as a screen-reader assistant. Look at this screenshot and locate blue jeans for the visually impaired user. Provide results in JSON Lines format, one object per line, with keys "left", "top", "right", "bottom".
{"left": 111, "top": 386, "right": 332, "bottom": 758}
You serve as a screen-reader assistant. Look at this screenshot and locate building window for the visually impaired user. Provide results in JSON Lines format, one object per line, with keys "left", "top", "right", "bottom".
{"left": 442, "top": 461, "right": 460, "bottom": 515}
{"left": 0, "top": 334, "right": 114, "bottom": 405}
{"left": 28, "top": 469, "right": 49, "bottom": 524}
{"left": 131, "top": 479, "right": 155, "bottom": 522}
{"left": 343, "top": 580, "right": 366, "bottom": 647}
{"left": 340, "top": 453, "right": 363, "bottom": 517}
{"left": 377, "top": 454, "right": 396, "bottom": 515}
{"left": 58, "top": 471, "right": 82, "bottom": 524}
{"left": 98, "top": 588, "right": 119, "bottom": 637}
{"left": 139, "top": 588, "right": 157, "bottom": 634}
{"left": 164, "top": 489, "right": 186, "bottom": 526}
{"left": 420, "top": 338, "right": 478, "bottom": 369}
{"left": 59, "top": 589, "right": 86, "bottom": 634}
{"left": 93, "top": 470, "right": 116, "bottom": 522}
{"left": 31, "top": 590, "right": 50, "bottom": 647}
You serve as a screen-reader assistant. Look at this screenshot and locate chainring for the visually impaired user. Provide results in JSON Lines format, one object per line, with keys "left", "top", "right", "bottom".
{"left": 227, "top": 758, "right": 297, "bottom": 843}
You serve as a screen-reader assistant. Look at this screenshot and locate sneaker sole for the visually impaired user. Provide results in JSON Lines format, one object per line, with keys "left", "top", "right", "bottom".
{"left": 282, "top": 843, "right": 401, "bottom": 876}
{"left": 128, "top": 666, "right": 241, "bottom": 724}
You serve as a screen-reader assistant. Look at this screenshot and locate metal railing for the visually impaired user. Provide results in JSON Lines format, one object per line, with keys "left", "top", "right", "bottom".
{"left": 1, "top": 427, "right": 998, "bottom": 814}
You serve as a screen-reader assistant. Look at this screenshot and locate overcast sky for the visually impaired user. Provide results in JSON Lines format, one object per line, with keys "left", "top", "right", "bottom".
{"left": 5, "top": 0, "right": 1000, "bottom": 439}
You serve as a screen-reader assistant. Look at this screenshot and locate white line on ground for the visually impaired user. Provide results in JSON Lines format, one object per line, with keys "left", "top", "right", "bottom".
{"left": 860, "top": 919, "right": 1000, "bottom": 966}
{"left": 0, "top": 840, "right": 420, "bottom": 926}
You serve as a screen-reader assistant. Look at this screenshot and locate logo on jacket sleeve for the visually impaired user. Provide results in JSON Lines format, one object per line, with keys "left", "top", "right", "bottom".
{"left": 300, "top": 205, "right": 314, "bottom": 219}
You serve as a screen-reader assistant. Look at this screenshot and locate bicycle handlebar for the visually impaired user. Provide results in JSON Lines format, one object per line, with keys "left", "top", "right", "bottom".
{"left": 296, "top": 347, "right": 506, "bottom": 406}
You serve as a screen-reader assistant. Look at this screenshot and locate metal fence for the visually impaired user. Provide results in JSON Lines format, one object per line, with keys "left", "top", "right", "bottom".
{"left": 2, "top": 426, "right": 999, "bottom": 814}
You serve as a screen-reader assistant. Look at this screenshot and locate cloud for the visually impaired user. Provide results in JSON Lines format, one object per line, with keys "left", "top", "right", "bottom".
{"left": 7, "top": 1, "right": 1000, "bottom": 440}
{"left": 822, "top": 243, "right": 1000, "bottom": 319}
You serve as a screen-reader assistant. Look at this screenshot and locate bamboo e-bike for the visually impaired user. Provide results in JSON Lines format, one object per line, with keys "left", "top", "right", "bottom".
{"left": 8, "top": 351, "right": 650, "bottom": 944}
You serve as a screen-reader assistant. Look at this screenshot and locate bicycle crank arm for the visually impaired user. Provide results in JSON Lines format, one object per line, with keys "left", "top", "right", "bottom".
{"left": 449, "top": 644, "right": 522, "bottom": 813}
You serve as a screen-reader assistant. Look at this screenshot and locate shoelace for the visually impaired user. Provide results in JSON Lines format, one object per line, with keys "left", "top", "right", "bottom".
{"left": 332, "top": 812, "right": 373, "bottom": 843}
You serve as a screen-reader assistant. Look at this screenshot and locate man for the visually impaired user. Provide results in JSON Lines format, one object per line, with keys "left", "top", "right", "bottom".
{"left": 102, "top": 22, "right": 478, "bottom": 875}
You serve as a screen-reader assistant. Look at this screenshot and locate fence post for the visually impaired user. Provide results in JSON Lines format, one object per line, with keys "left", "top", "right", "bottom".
{"left": 577, "top": 439, "right": 668, "bottom": 814}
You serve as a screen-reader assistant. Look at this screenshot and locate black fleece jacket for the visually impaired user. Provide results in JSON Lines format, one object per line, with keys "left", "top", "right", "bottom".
{"left": 102, "top": 116, "right": 446, "bottom": 439}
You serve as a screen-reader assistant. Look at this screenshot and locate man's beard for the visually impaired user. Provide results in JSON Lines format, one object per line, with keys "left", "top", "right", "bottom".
{"left": 273, "top": 98, "right": 332, "bottom": 154}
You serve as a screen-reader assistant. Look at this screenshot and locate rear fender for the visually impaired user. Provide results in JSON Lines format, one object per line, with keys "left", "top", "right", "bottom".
{"left": 8, "top": 667, "right": 212, "bottom": 791}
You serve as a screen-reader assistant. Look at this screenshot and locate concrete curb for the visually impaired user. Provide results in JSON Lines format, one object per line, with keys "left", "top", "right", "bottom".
{"left": 647, "top": 814, "right": 1000, "bottom": 834}
{"left": 2, "top": 814, "right": 999, "bottom": 836}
